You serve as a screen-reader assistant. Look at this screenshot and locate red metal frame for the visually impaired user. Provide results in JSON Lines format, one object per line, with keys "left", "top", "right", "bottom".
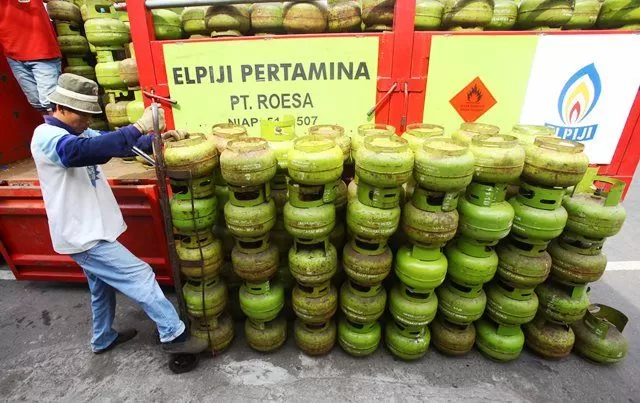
{"left": 0, "top": 181, "right": 173, "bottom": 284}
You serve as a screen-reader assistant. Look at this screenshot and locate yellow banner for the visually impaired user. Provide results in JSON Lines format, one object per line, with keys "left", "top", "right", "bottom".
{"left": 163, "top": 37, "right": 380, "bottom": 137}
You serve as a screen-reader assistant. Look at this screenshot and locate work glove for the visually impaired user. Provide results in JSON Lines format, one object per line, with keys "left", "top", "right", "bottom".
{"left": 134, "top": 105, "right": 165, "bottom": 133}
{"left": 161, "top": 130, "right": 188, "bottom": 142}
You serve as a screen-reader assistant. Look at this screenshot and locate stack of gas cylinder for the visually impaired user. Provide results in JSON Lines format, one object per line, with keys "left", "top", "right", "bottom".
{"left": 285, "top": 133, "right": 344, "bottom": 355}
{"left": 48, "top": 1, "right": 93, "bottom": 80}
{"left": 160, "top": 119, "right": 628, "bottom": 364}
{"left": 219, "top": 135, "right": 286, "bottom": 352}
{"left": 164, "top": 132, "right": 232, "bottom": 354}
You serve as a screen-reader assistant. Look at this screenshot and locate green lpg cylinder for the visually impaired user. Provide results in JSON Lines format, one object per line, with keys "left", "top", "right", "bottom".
{"left": 457, "top": 182, "right": 514, "bottom": 244}
{"left": 486, "top": 0, "right": 517, "bottom": 30}
{"left": 548, "top": 235, "right": 607, "bottom": 286}
{"left": 84, "top": 18, "right": 130, "bottom": 47}
{"left": 486, "top": 280, "right": 538, "bottom": 326}
{"left": 415, "top": 0, "right": 445, "bottom": 30}
{"left": 470, "top": 134, "right": 525, "bottom": 185}
{"left": 245, "top": 316, "right": 287, "bottom": 352}
{"left": 231, "top": 242, "right": 279, "bottom": 283}
{"left": 221, "top": 137, "right": 277, "bottom": 186}
{"left": 523, "top": 313, "right": 574, "bottom": 359}
{"left": 206, "top": 4, "right": 250, "bottom": 37}
{"left": 361, "top": 0, "right": 395, "bottom": 31}
{"left": 308, "top": 125, "right": 352, "bottom": 162}
{"left": 126, "top": 98, "right": 144, "bottom": 125}
{"left": 340, "top": 280, "right": 387, "bottom": 324}
{"left": 564, "top": 0, "right": 602, "bottom": 29}
{"left": 338, "top": 318, "right": 382, "bottom": 357}
{"left": 395, "top": 244, "right": 448, "bottom": 292}
{"left": 63, "top": 65, "right": 96, "bottom": 81}
{"left": 403, "top": 188, "right": 459, "bottom": 248}
{"left": 105, "top": 101, "right": 130, "bottom": 128}
{"left": 49, "top": 0, "right": 83, "bottom": 23}
{"left": 437, "top": 279, "right": 487, "bottom": 325}
{"left": 355, "top": 134, "right": 414, "bottom": 188}
{"left": 260, "top": 116, "right": 296, "bottom": 172}
{"left": 496, "top": 237, "right": 551, "bottom": 288}
{"left": 563, "top": 176, "right": 626, "bottom": 240}
{"left": 164, "top": 133, "right": 218, "bottom": 178}
{"left": 153, "top": 9, "right": 183, "bottom": 39}
{"left": 327, "top": 1, "right": 362, "bottom": 32}
{"left": 288, "top": 136, "right": 343, "bottom": 185}
{"left": 251, "top": 2, "right": 285, "bottom": 35}
{"left": 445, "top": 236, "right": 499, "bottom": 287}
{"left": 176, "top": 231, "right": 223, "bottom": 278}
{"left": 170, "top": 175, "right": 214, "bottom": 198}
{"left": 170, "top": 191, "right": 217, "bottom": 233}
{"left": 356, "top": 179, "right": 403, "bottom": 209}
{"left": 211, "top": 123, "right": 248, "bottom": 157}
{"left": 95, "top": 61, "right": 126, "bottom": 89}
{"left": 283, "top": 1, "right": 328, "bottom": 34}
{"left": 509, "top": 182, "right": 567, "bottom": 243}
{"left": 389, "top": 283, "right": 438, "bottom": 327}
{"left": 292, "top": 282, "right": 338, "bottom": 323}
{"left": 536, "top": 281, "right": 590, "bottom": 324}
{"left": 183, "top": 275, "right": 228, "bottom": 319}
{"left": 119, "top": 58, "right": 139, "bottom": 88}
{"left": 475, "top": 317, "right": 524, "bottom": 361}
{"left": 181, "top": 7, "right": 209, "bottom": 37}
{"left": 55, "top": 21, "right": 82, "bottom": 36}
{"left": 597, "top": 0, "right": 640, "bottom": 29}
{"left": 347, "top": 197, "right": 401, "bottom": 242}
{"left": 287, "top": 180, "right": 338, "bottom": 209}
{"left": 442, "top": 0, "right": 495, "bottom": 30}
{"left": 283, "top": 202, "right": 336, "bottom": 241}
{"left": 289, "top": 239, "right": 338, "bottom": 286}
{"left": 402, "top": 123, "right": 444, "bottom": 153}
{"left": 413, "top": 136, "right": 475, "bottom": 193}
{"left": 224, "top": 199, "right": 276, "bottom": 239}
{"left": 192, "top": 314, "right": 234, "bottom": 353}
{"left": 352, "top": 123, "right": 396, "bottom": 161}
{"left": 452, "top": 122, "right": 499, "bottom": 146}
{"left": 572, "top": 304, "right": 628, "bottom": 364}
{"left": 385, "top": 320, "right": 430, "bottom": 360}
{"left": 295, "top": 319, "right": 337, "bottom": 356}
{"left": 517, "top": 0, "right": 574, "bottom": 30}
{"left": 430, "top": 316, "right": 476, "bottom": 356}
{"left": 522, "top": 137, "right": 588, "bottom": 188}
{"left": 343, "top": 239, "right": 393, "bottom": 286}
{"left": 239, "top": 280, "right": 285, "bottom": 322}
{"left": 58, "top": 35, "right": 89, "bottom": 56}
{"left": 509, "top": 124, "right": 555, "bottom": 147}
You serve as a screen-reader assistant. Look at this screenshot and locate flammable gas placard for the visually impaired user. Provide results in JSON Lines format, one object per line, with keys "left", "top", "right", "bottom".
{"left": 163, "top": 36, "right": 379, "bottom": 137}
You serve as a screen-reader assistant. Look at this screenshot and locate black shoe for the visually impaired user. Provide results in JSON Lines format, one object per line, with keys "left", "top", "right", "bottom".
{"left": 162, "top": 331, "right": 208, "bottom": 354}
{"left": 94, "top": 328, "right": 138, "bottom": 354}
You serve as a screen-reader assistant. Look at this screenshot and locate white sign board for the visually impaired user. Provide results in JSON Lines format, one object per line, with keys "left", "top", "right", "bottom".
{"left": 519, "top": 35, "right": 640, "bottom": 164}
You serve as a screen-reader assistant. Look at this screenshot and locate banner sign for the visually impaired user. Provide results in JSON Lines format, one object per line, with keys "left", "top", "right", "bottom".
{"left": 423, "top": 34, "right": 640, "bottom": 164}
{"left": 164, "top": 36, "right": 379, "bottom": 138}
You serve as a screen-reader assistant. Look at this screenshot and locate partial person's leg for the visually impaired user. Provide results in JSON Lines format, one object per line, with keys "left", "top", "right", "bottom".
{"left": 31, "top": 58, "right": 61, "bottom": 113}
{"left": 82, "top": 268, "right": 118, "bottom": 352}
{"left": 79, "top": 240, "right": 186, "bottom": 343}
{"left": 6, "top": 57, "right": 42, "bottom": 112}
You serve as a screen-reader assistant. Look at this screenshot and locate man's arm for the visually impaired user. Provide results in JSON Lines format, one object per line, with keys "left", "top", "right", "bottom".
{"left": 55, "top": 125, "right": 146, "bottom": 167}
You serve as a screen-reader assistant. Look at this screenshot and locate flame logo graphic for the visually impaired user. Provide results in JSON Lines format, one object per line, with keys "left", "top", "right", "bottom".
{"left": 558, "top": 63, "right": 601, "bottom": 125}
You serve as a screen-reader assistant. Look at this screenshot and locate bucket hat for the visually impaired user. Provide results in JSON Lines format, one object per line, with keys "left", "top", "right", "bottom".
{"left": 47, "top": 73, "right": 103, "bottom": 114}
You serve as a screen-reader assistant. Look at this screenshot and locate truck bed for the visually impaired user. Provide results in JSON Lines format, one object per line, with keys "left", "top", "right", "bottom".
{"left": 0, "top": 157, "right": 157, "bottom": 183}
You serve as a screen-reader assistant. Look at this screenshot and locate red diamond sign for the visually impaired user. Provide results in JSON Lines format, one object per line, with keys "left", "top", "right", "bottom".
{"left": 449, "top": 77, "right": 497, "bottom": 122}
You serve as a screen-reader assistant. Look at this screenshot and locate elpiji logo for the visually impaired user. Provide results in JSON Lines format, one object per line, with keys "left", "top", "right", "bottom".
{"left": 546, "top": 63, "right": 601, "bottom": 141}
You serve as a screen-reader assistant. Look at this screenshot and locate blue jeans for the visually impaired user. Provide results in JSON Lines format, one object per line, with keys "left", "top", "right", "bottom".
{"left": 6, "top": 57, "right": 61, "bottom": 112}
{"left": 71, "top": 240, "right": 185, "bottom": 352}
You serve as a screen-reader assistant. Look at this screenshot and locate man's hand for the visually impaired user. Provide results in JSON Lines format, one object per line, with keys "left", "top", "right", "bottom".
{"left": 161, "top": 130, "right": 188, "bottom": 142}
{"left": 134, "top": 106, "right": 165, "bottom": 133}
